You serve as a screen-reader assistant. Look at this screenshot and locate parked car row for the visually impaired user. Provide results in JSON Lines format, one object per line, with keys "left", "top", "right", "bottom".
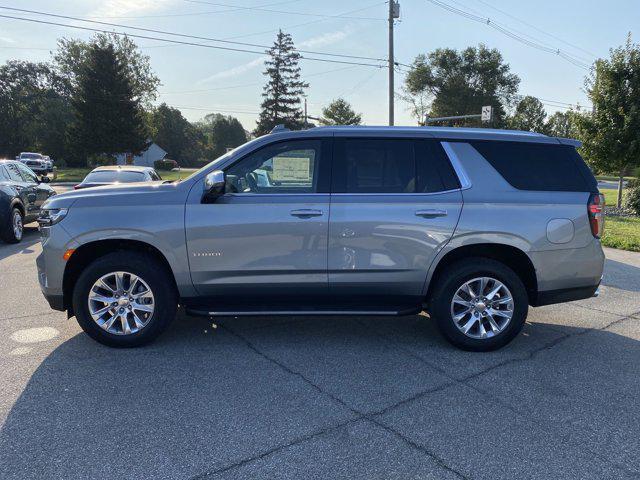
{"left": 0, "top": 160, "right": 55, "bottom": 243}
{"left": 1, "top": 160, "right": 163, "bottom": 244}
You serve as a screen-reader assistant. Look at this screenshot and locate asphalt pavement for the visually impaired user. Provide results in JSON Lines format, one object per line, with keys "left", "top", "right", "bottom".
{"left": 1, "top": 228, "right": 640, "bottom": 480}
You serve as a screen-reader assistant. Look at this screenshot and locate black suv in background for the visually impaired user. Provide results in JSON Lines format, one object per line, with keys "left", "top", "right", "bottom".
{"left": 0, "top": 160, "right": 55, "bottom": 243}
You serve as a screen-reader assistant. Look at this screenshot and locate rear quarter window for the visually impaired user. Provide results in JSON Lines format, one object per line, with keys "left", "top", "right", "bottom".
{"left": 469, "top": 141, "right": 597, "bottom": 192}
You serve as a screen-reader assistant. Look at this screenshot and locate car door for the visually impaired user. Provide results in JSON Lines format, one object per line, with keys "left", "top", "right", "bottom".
{"left": 15, "top": 163, "right": 49, "bottom": 214}
{"left": 5, "top": 163, "right": 38, "bottom": 220}
{"left": 328, "top": 137, "right": 463, "bottom": 307}
{"left": 185, "top": 138, "right": 331, "bottom": 306}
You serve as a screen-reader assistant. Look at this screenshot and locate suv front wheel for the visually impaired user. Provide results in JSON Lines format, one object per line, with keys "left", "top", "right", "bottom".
{"left": 72, "top": 251, "right": 177, "bottom": 347}
{"left": 430, "top": 258, "right": 528, "bottom": 351}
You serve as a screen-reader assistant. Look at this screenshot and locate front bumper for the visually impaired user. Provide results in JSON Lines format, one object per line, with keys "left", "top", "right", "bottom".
{"left": 36, "top": 223, "right": 74, "bottom": 312}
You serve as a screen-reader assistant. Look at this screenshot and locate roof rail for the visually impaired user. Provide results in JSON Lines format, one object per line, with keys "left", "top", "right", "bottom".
{"left": 270, "top": 124, "right": 289, "bottom": 134}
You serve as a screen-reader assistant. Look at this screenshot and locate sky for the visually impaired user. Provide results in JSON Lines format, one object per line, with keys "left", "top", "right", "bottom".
{"left": 0, "top": 0, "right": 638, "bottom": 131}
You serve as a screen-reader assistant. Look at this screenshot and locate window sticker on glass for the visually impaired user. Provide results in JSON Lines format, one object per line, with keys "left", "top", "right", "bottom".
{"left": 271, "top": 151, "right": 313, "bottom": 183}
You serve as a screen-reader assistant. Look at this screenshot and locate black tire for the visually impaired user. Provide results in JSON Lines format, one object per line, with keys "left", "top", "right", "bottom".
{"left": 72, "top": 251, "right": 177, "bottom": 347}
{"left": 1, "top": 207, "right": 23, "bottom": 244}
{"left": 430, "top": 257, "right": 528, "bottom": 352}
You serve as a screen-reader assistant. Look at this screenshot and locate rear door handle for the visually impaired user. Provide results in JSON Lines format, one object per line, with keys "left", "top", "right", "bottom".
{"left": 290, "top": 209, "right": 323, "bottom": 218}
{"left": 415, "top": 209, "right": 448, "bottom": 218}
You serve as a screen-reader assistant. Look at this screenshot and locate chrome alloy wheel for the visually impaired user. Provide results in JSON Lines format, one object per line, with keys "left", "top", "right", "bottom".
{"left": 88, "top": 271, "right": 155, "bottom": 335}
{"left": 12, "top": 210, "right": 23, "bottom": 241}
{"left": 450, "top": 277, "right": 514, "bottom": 339}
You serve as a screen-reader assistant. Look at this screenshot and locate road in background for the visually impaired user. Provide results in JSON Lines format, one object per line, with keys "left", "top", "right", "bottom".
{"left": 1, "top": 234, "right": 639, "bottom": 479}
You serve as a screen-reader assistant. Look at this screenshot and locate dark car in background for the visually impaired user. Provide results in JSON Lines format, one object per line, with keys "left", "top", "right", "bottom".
{"left": 0, "top": 160, "right": 55, "bottom": 243}
{"left": 74, "top": 165, "right": 162, "bottom": 190}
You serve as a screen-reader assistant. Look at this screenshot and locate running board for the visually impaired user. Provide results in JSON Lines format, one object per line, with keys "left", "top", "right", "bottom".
{"left": 185, "top": 306, "right": 421, "bottom": 317}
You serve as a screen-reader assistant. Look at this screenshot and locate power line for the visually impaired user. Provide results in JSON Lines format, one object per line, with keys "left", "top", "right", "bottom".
{"left": 0, "top": 13, "right": 386, "bottom": 68}
{"left": 182, "top": 0, "right": 385, "bottom": 20}
{"left": 0, "top": 6, "right": 387, "bottom": 63}
{"left": 424, "top": 0, "right": 591, "bottom": 70}
{"left": 472, "top": 0, "right": 597, "bottom": 59}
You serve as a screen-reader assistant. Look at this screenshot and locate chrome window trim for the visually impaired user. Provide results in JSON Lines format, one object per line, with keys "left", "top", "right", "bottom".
{"left": 331, "top": 190, "right": 461, "bottom": 197}
{"left": 440, "top": 141, "right": 472, "bottom": 190}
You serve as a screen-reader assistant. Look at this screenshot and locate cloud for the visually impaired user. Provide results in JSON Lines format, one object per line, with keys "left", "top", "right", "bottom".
{"left": 0, "top": 37, "right": 16, "bottom": 44}
{"left": 197, "top": 27, "right": 354, "bottom": 85}
{"left": 91, "top": 0, "right": 177, "bottom": 17}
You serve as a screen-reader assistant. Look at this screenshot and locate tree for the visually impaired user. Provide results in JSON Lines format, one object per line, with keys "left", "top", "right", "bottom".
{"left": 0, "top": 60, "right": 70, "bottom": 159}
{"left": 53, "top": 33, "right": 159, "bottom": 106}
{"left": 508, "top": 96, "right": 548, "bottom": 133}
{"left": 69, "top": 43, "right": 147, "bottom": 165}
{"left": 197, "top": 113, "right": 247, "bottom": 159}
{"left": 546, "top": 111, "right": 576, "bottom": 138}
{"left": 320, "top": 98, "right": 362, "bottom": 125}
{"left": 255, "top": 30, "right": 308, "bottom": 135}
{"left": 403, "top": 45, "right": 520, "bottom": 126}
{"left": 575, "top": 35, "right": 640, "bottom": 207}
{"left": 148, "top": 104, "right": 203, "bottom": 167}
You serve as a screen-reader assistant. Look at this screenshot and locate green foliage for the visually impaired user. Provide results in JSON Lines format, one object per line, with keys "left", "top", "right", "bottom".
{"left": 508, "top": 96, "right": 548, "bottom": 133}
{"left": 154, "top": 159, "right": 179, "bottom": 171}
{"left": 320, "top": 98, "right": 362, "bottom": 126}
{"left": 546, "top": 111, "right": 577, "bottom": 138}
{"left": 53, "top": 33, "right": 159, "bottom": 106}
{"left": 197, "top": 113, "right": 248, "bottom": 159}
{"left": 255, "top": 30, "right": 308, "bottom": 136}
{"left": 148, "top": 103, "right": 203, "bottom": 167}
{"left": 87, "top": 154, "right": 116, "bottom": 167}
{"left": 0, "top": 60, "right": 70, "bottom": 159}
{"left": 601, "top": 216, "right": 640, "bottom": 252}
{"left": 403, "top": 45, "right": 520, "bottom": 126}
{"left": 69, "top": 42, "right": 148, "bottom": 166}
{"left": 575, "top": 35, "right": 640, "bottom": 178}
{"left": 624, "top": 179, "right": 640, "bottom": 215}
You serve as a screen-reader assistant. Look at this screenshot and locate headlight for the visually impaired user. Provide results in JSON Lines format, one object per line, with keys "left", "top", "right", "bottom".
{"left": 37, "top": 208, "right": 68, "bottom": 226}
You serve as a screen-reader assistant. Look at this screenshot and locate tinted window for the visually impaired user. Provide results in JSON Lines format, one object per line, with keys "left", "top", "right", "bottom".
{"left": 416, "top": 140, "right": 460, "bottom": 192}
{"left": 333, "top": 138, "right": 460, "bottom": 194}
{"left": 15, "top": 163, "right": 39, "bottom": 183}
{"left": 0, "top": 166, "right": 8, "bottom": 180}
{"left": 83, "top": 171, "right": 146, "bottom": 183}
{"left": 470, "top": 141, "right": 597, "bottom": 192}
{"left": 225, "top": 140, "right": 321, "bottom": 194}
{"left": 4, "top": 164, "right": 23, "bottom": 182}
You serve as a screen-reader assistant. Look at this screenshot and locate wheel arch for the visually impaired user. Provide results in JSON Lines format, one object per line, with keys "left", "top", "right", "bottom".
{"left": 62, "top": 239, "right": 178, "bottom": 314}
{"left": 425, "top": 243, "right": 538, "bottom": 307}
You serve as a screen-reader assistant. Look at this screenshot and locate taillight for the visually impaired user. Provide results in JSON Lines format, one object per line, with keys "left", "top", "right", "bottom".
{"left": 588, "top": 193, "right": 605, "bottom": 238}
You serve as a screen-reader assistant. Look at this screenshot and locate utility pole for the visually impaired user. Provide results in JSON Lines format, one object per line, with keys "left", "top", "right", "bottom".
{"left": 388, "top": 1, "right": 398, "bottom": 126}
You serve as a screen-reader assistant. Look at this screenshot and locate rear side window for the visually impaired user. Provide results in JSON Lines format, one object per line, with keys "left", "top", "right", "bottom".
{"left": 332, "top": 138, "right": 460, "bottom": 194}
{"left": 470, "top": 141, "right": 597, "bottom": 192}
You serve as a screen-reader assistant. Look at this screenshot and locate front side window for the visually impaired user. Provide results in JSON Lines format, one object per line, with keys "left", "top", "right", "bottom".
{"left": 5, "top": 164, "right": 23, "bottom": 182}
{"left": 225, "top": 140, "right": 321, "bottom": 194}
{"left": 15, "top": 163, "right": 38, "bottom": 183}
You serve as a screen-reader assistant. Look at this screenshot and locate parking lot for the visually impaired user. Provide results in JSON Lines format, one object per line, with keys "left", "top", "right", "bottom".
{"left": 1, "top": 225, "right": 639, "bottom": 479}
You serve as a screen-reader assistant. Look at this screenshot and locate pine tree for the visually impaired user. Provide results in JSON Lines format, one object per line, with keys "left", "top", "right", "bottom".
{"left": 320, "top": 98, "right": 362, "bottom": 125}
{"left": 255, "top": 30, "right": 308, "bottom": 136}
{"left": 70, "top": 42, "right": 147, "bottom": 163}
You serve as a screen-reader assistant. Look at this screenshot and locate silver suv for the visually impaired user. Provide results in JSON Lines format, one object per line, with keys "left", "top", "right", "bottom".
{"left": 36, "top": 127, "right": 605, "bottom": 351}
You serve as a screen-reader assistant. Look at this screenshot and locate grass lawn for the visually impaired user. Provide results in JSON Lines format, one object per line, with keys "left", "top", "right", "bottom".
{"left": 602, "top": 216, "right": 640, "bottom": 252}
{"left": 600, "top": 188, "right": 619, "bottom": 206}
{"left": 52, "top": 167, "right": 196, "bottom": 183}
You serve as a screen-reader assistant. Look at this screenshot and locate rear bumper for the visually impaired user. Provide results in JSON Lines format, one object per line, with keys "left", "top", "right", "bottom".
{"left": 532, "top": 283, "right": 600, "bottom": 307}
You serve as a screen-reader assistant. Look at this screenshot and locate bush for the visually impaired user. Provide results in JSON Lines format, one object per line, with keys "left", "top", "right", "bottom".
{"left": 87, "top": 154, "right": 116, "bottom": 167}
{"left": 624, "top": 179, "right": 640, "bottom": 215}
{"left": 154, "top": 159, "right": 179, "bottom": 171}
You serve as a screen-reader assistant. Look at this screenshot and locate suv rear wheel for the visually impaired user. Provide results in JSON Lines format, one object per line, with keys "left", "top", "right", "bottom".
{"left": 72, "top": 251, "right": 177, "bottom": 347}
{"left": 430, "top": 257, "right": 528, "bottom": 351}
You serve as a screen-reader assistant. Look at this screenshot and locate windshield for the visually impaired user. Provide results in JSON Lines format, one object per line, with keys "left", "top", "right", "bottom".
{"left": 21, "top": 153, "right": 43, "bottom": 160}
{"left": 83, "top": 170, "right": 147, "bottom": 183}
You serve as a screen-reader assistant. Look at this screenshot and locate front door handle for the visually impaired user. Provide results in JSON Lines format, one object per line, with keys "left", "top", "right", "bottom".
{"left": 415, "top": 209, "right": 448, "bottom": 218}
{"left": 290, "top": 209, "right": 323, "bottom": 218}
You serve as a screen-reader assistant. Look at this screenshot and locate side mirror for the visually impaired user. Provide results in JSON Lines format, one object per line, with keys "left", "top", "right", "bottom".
{"left": 203, "top": 170, "right": 225, "bottom": 203}
{"left": 39, "top": 176, "right": 51, "bottom": 183}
